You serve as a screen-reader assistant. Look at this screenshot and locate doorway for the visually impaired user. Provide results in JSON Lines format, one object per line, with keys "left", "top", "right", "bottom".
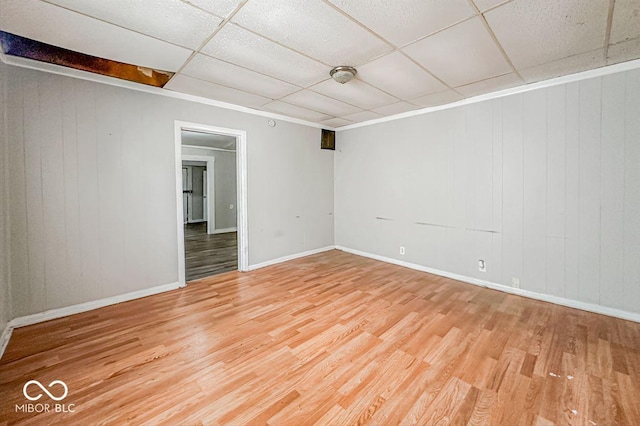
{"left": 175, "top": 121, "right": 248, "bottom": 286}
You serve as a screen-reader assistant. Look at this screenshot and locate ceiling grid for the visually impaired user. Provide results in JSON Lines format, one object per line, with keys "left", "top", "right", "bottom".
{"left": 1, "top": 0, "right": 638, "bottom": 127}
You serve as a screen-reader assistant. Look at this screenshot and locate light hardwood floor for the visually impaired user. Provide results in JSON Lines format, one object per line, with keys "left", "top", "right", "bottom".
{"left": 1, "top": 250, "right": 639, "bottom": 425}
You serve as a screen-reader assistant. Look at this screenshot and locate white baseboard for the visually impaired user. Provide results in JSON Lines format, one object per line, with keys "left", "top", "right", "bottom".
{"left": 0, "top": 323, "right": 13, "bottom": 361}
{"left": 8, "top": 281, "right": 183, "bottom": 330}
{"left": 210, "top": 227, "right": 237, "bottom": 235}
{"left": 336, "top": 246, "right": 640, "bottom": 324}
{"left": 248, "top": 245, "right": 336, "bottom": 271}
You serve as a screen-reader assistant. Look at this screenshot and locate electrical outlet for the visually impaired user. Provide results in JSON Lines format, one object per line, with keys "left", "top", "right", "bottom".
{"left": 399, "top": 246, "right": 405, "bottom": 255}
{"left": 512, "top": 277, "right": 520, "bottom": 288}
{"left": 229, "top": 204, "right": 234, "bottom": 209}
{"left": 478, "top": 260, "right": 486, "bottom": 272}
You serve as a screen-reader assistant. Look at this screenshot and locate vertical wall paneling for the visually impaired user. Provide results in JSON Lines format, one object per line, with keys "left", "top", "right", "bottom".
{"left": 500, "top": 94, "right": 524, "bottom": 289}
{"left": 6, "top": 64, "right": 333, "bottom": 317}
{"left": 61, "top": 77, "right": 83, "bottom": 306}
{"left": 96, "top": 85, "right": 125, "bottom": 299}
{"left": 40, "top": 75, "right": 68, "bottom": 310}
{"left": 564, "top": 82, "right": 580, "bottom": 300}
{"left": 0, "top": 62, "right": 10, "bottom": 329}
{"left": 545, "top": 85, "right": 567, "bottom": 298}
{"left": 468, "top": 102, "right": 493, "bottom": 281}
{"left": 335, "top": 67, "right": 640, "bottom": 316}
{"left": 522, "top": 89, "right": 547, "bottom": 294}
{"left": 23, "top": 76, "right": 46, "bottom": 314}
{"left": 120, "top": 89, "right": 148, "bottom": 291}
{"left": 623, "top": 69, "right": 640, "bottom": 313}
{"left": 75, "top": 80, "right": 102, "bottom": 303}
{"left": 578, "top": 78, "right": 602, "bottom": 304}
{"left": 7, "top": 69, "right": 28, "bottom": 314}
{"left": 600, "top": 73, "right": 626, "bottom": 309}
{"left": 490, "top": 99, "right": 504, "bottom": 285}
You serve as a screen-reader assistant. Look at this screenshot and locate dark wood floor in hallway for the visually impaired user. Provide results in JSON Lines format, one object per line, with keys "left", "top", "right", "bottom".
{"left": 1, "top": 250, "right": 639, "bottom": 425}
{"left": 184, "top": 222, "right": 237, "bottom": 281}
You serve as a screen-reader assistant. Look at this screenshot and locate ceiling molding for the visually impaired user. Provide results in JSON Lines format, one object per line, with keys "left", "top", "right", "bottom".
{"left": 3, "top": 48, "right": 640, "bottom": 134}
{"left": 337, "top": 58, "right": 640, "bottom": 132}
{"left": 0, "top": 50, "right": 335, "bottom": 131}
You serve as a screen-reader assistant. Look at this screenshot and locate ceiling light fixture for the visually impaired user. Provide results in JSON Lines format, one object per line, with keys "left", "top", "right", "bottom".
{"left": 330, "top": 66, "right": 357, "bottom": 84}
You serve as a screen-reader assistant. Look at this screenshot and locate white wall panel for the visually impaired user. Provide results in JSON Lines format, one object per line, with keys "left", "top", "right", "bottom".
{"left": 522, "top": 90, "right": 547, "bottom": 294}
{"left": 0, "top": 62, "right": 11, "bottom": 332}
{"left": 500, "top": 94, "right": 524, "bottom": 289}
{"left": 336, "top": 67, "right": 640, "bottom": 316}
{"left": 61, "top": 78, "right": 83, "bottom": 307}
{"left": 600, "top": 73, "right": 626, "bottom": 310}
{"left": 564, "top": 82, "right": 580, "bottom": 301}
{"left": 75, "top": 80, "right": 103, "bottom": 304}
{"left": 7, "top": 68, "right": 28, "bottom": 320}
{"left": 578, "top": 78, "right": 601, "bottom": 304}
{"left": 490, "top": 100, "right": 504, "bottom": 285}
{"left": 23, "top": 78, "right": 46, "bottom": 314}
{"left": 39, "top": 76, "right": 68, "bottom": 310}
{"left": 623, "top": 69, "right": 640, "bottom": 313}
{"left": 121, "top": 90, "right": 149, "bottom": 291}
{"left": 96, "top": 86, "right": 126, "bottom": 300}
{"left": 545, "top": 85, "right": 566, "bottom": 298}
{"left": 5, "top": 65, "right": 334, "bottom": 317}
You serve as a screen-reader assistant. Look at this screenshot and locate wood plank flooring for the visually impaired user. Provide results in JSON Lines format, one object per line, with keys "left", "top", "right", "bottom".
{"left": 1, "top": 250, "right": 639, "bottom": 425}
{"left": 184, "top": 222, "right": 237, "bottom": 281}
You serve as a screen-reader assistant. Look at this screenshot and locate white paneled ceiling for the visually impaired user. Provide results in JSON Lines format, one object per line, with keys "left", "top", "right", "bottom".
{"left": 2, "top": 0, "right": 640, "bottom": 128}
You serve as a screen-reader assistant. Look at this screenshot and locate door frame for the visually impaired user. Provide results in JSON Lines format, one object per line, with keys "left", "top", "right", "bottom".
{"left": 174, "top": 121, "right": 248, "bottom": 286}
{"left": 182, "top": 156, "right": 215, "bottom": 232}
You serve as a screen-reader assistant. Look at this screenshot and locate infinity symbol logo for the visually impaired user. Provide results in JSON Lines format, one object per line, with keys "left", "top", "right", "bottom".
{"left": 23, "top": 380, "right": 69, "bottom": 401}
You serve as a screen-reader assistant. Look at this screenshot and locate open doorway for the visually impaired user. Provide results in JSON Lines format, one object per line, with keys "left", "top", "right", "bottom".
{"left": 175, "top": 121, "right": 248, "bottom": 286}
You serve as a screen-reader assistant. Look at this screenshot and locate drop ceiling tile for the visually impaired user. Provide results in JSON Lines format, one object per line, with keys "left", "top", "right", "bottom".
{"left": 608, "top": 38, "right": 640, "bottom": 66}
{"left": 45, "top": 0, "right": 221, "bottom": 50}
{"left": 310, "top": 78, "right": 398, "bottom": 110}
{"left": 281, "top": 89, "right": 361, "bottom": 116}
{"left": 403, "top": 17, "right": 511, "bottom": 87}
{"left": 341, "top": 110, "right": 382, "bottom": 123}
{"left": 610, "top": 0, "right": 640, "bottom": 45}
{"left": 519, "top": 49, "right": 605, "bottom": 83}
{"left": 201, "top": 23, "right": 327, "bottom": 87}
{"left": 0, "top": 0, "right": 192, "bottom": 71}
{"left": 326, "top": 0, "right": 474, "bottom": 47}
{"left": 409, "top": 90, "right": 464, "bottom": 108}
{"left": 165, "top": 74, "right": 271, "bottom": 108}
{"left": 321, "top": 117, "right": 353, "bottom": 128}
{"left": 485, "top": 0, "right": 609, "bottom": 70}
{"left": 262, "top": 100, "right": 332, "bottom": 122}
{"left": 472, "top": 0, "right": 512, "bottom": 12}
{"left": 357, "top": 51, "right": 446, "bottom": 99}
{"left": 372, "top": 101, "right": 421, "bottom": 116}
{"left": 182, "top": 54, "right": 299, "bottom": 99}
{"left": 455, "top": 72, "right": 523, "bottom": 97}
{"left": 181, "top": 0, "right": 244, "bottom": 18}
{"left": 231, "top": 0, "right": 392, "bottom": 65}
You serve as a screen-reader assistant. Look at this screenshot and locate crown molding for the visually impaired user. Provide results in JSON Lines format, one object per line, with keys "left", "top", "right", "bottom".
{"left": 337, "top": 58, "right": 640, "bottom": 131}
{"left": 0, "top": 51, "right": 334, "bottom": 131}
